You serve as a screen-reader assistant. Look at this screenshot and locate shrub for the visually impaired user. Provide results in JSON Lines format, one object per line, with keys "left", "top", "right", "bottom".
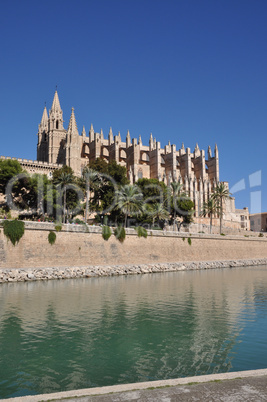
{"left": 48, "top": 231, "right": 56, "bottom": 245}
{"left": 0, "top": 208, "right": 11, "bottom": 219}
{"left": 102, "top": 225, "right": 112, "bottom": 241}
{"left": 94, "top": 214, "right": 101, "bottom": 224}
{"left": 114, "top": 226, "right": 126, "bottom": 243}
{"left": 55, "top": 224, "right": 62, "bottom": 232}
{"left": 187, "top": 237, "right": 192, "bottom": 246}
{"left": 74, "top": 218, "right": 85, "bottom": 225}
{"left": 259, "top": 232, "right": 264, "bottom": 237}
{"left": 136, "top": 226, "right": 148, "bottom": 238}
{"left": 3, "top": 220, "right": 25, "bottom": 246}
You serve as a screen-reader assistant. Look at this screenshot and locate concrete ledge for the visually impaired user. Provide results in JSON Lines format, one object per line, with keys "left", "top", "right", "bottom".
{"left": 4, "top": 368, "right": 267, "bottom": 401}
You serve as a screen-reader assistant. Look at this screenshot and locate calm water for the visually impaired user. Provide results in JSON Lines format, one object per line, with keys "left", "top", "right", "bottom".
{"left": 1, "top": 266, "right": 267, "bottom": 398}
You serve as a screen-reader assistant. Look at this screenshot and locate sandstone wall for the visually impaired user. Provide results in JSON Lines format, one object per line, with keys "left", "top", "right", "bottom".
{"left": 1, "top": 225, "right": 267, "bottom": 269}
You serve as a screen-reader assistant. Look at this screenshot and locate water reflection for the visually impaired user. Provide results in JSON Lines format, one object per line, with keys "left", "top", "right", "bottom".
{"left": 0, "top": 266, "right": 267, "bottom": 398}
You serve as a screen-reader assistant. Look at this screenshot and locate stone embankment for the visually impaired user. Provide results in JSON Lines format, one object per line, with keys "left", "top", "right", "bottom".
{"left": 1, "top": 258, "right": 267, "bottom": 283}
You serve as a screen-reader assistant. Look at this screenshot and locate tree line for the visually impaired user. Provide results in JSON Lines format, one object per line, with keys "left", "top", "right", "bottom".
{"left": 0, "top": 158, "right": 230, "bottom": 232}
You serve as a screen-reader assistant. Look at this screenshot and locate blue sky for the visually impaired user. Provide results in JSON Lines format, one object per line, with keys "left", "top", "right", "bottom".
{"left": 0, "top": 0, "right": 266, "bottom": 212}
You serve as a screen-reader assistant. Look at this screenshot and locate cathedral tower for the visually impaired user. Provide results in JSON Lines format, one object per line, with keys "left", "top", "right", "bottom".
{"left": 66, "top": 108, "right": 82, "bottom": 176}
{"left": 37, "top": 106, "right": 48, "bottom": 161}
{"left": 47, "top": 91, "right": 67, "bottom": 164}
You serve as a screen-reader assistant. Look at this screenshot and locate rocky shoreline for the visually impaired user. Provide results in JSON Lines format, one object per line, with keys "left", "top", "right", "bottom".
{"left": 1, "top": 258, "right": 267, "bottom": 283}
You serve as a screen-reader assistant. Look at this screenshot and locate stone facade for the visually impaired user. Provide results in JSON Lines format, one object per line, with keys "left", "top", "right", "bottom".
{"left": 1, "top": 90, "right": 249, "bottom": 227}
{"left": 0, "top": 156, "right": 62, "bottom": 178}
{"left": 36, "top": 90, "right": 222, "bottom": 217}
{"left": 250, "top": 213, "right": 267, "bottom": 232}
{"left": 38, "top": 91, "right": 220, "bottom": 185}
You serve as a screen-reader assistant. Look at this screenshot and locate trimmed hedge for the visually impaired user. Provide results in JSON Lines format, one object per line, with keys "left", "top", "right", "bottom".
{"left": 114, "top": 226, "right": 126, "bottom": 243}
{"left": 136, "top": 226, "right": 148, "bottom": 238}
{"left": 102, "top": 225, "right": 112, "bottom": 241}
{"left": 48, "top": 231, "right": 56, "bottom": 245}
{"left": 3, "top": 220, "right": 25, "bottom": 246}
{"left": 55, "top": 224, "right": 62, "bottom": 232}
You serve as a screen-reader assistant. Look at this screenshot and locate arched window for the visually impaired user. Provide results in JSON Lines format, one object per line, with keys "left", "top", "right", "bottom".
{"left": 56, "top": 120, "right": 59, "bottom": 129}
{"left": 102, "top": 147, "right": 109, "bottom": 157}
{"left": 120, "top": 149, "right": 127, "bottom": 159}
{"left": 141, "top": 153, "right": 149, "bottom": 162}
{"left": 83, "top": 144, "right": 90, "bottom": 155}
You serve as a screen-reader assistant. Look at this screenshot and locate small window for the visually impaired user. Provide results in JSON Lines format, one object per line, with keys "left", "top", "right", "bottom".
{"left": 56, "top": 120, "right": 59, "bottom": 129}
{"left": 138, "top": 169, "right": 143, "bottom": 179}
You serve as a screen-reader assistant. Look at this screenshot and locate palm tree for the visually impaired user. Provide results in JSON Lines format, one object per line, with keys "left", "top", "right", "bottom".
{"left": 212, "top": 182, "right": 231, "bottom": 234}
{"left": 83, "top": 167, "right": 99, "bottom": 223}
{"left": 54, "top": 172, "right": 73, "bottom": 223}
{"left": 150, "top": 203, "right": 169, "bottom": 227}
{"left": 170, "top": 181, "right": 186, "bottom": 230}
{"left": 201, "top": 198, "right": 221, "bottom": 234}
{"left": 115, "top": 184, "right": 143, "bottom": 227}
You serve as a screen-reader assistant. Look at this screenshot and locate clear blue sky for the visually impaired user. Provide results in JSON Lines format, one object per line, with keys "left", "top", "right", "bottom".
{"left": 0, "top": 0, "right": 266, "bottom": 213}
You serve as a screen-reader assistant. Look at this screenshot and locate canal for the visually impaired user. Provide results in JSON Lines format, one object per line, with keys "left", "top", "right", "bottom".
{"left": 0, "top": 265, "right": 267, "bottom": 398}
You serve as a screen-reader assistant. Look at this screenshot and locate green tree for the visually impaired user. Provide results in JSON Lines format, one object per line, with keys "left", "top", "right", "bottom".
{"left": 170, "top": 181, "right": 186, "bottom": 230}
{"left": 52, "top": 165, "right": 74, "bottom": 183}
{"left": 0, "top": 159, "right": 23, "bottom": 194}
{"left": 178, "top": 197, "right": 195, "bottom": 224}
{"left": 136, "top": 178, "right": 167, "bottom": 205}
{"left": 18, "top": 174, "right": 51, "bottom": 216}
{"left": 136, "top": 178, "right": 168, "bottom": 225}
{"left": 150, "top": 202, "right": 169, "bottom": 227}
{"left": 52, "top": 166, "right": 83, "bottom": 222}
{"left": 88, "top": 158, "right": 128, "bottom": 214}
{"left": 212, "top": 182, "right": 231, "bottom": 234}
{"left": 201, "top": 198, "right": 221, "bottom": 234}
{"left": 115, "top": 184, "right": 143, "bottom": 227}
{"left": 82, "top": 167, "right": 100, "bottom": 223}
{"left": 54, "top": 171, "right": 74, "bottom": 223}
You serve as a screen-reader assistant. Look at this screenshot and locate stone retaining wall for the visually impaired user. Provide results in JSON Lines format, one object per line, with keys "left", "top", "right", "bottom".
{"left": 1, "top": 223, "right": 267, "bottom": 275}
{"left": 1, "top": 258, "right": 267, "bottom": 283}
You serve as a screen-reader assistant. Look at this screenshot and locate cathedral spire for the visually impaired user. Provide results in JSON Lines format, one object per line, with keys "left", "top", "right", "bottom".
{"left": 49, "top": 90, "right": 63, "bottom": 130}
{"left": 51, "top": 90, "right": 62, "bottom": 113}
{"left": 108, "top": 127, "right": 114, "bottom": 145}
{"left": 40, "top": 106, "right": 48, "bottom": 127}
{"left": 126, "top": 130, "right": 131, "bottom": 148}
{"left": 208, "top": 145, "right": 212, "bottom": 159}
{"left": 67, "top": 108, "right": 79, "bottom": 136}
{"left": 89, "top": 124, "right": 94, "bottom": 142}
{"left": 194, "top": 143, "right": 200, "bottom": 157}
{"left": 149, "top": 133, "right": 153, "bottom": 150}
